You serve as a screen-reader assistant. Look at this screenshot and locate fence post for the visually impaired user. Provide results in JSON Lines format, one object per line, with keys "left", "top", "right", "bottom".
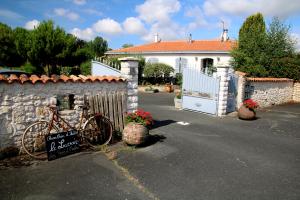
{"left": 217, "top": 66, "right": 229, "bottom": 116}
{"left": 119, "top": 57, "right": 139, "bottom": 113}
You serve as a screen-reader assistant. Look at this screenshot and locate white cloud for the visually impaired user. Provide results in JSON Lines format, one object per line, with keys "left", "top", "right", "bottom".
{"left": 92, "top": 18, "right": 123, "bottom": 35}
{"left": 0, "top": 9, "right": 23, "bottom": 20}
{"left": 123, "top": 17, "right": 146, "bottom": 35}
{"left": 185, "top": 6, "right": 208, "bottom": 30}
{"left": 54, "top": 8, "right": 79, "bottom": 21}
{"left": 203, "top": 0, "right": 300, "bottom": 18}
{"left": 70, "top": 27, "right": 95, "bottom": 41}
{"left": 142, "top": 20, "right": 185, "bottom": 42}
{"left": 24, "top": 19, "right": 40, "bottom": 30}
{"left": 136, "top": 0, "right": 181, "bottom": 23}
{"left": 73, "top": 0, "right": 86, "bottom": 5}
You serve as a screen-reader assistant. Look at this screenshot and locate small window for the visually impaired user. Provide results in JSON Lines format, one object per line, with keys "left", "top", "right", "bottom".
{"left": 57, "top": 94, "right": 75, "bottom": 110}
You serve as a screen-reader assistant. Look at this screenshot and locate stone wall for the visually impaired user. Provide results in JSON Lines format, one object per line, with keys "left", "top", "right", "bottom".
{"left": 0, "top": 79, "right": 126, "bottom": 149}
{"left": 245, "top": 78, "right": 294, "bottom": 108}
{"left": 293, "top": 82, "right": 300, "bottom": 102}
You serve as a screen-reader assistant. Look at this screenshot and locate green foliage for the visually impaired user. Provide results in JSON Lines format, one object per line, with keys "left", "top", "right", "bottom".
{"left": 0, "top": 23, "right": 20, "bottom": 67}
{"left": 89, "top": 36, "right": 108, "bottom": 58}
{"left": 80, "top": 60, "right": 91, "bottom": 75}
{"left": 175, "top": 73, "right": 182, "bottom": 86}
{"left": 231, "top": 13, "right": 299, "bottom": 80}
{"left": 231, "top": 13, "right": 268, "bottom": 76}
{"left": 143, "top": 62, "right": 174, "bottom": 80}
{"left": 122, "top": 43, "right": 133, "bottom": 48}
{"left": 0, "top": 21, "right": 108, "bottom": 75}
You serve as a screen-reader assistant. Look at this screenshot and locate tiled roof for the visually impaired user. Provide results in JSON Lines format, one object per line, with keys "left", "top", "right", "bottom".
{"left": 107, "top": 40, "right": 236, "bottom": 54}
{"left": 0, "top": 74, "right": 126, "bottom": 84}
{"left": 246, "top": 77, "right": 293, "bottom": 82}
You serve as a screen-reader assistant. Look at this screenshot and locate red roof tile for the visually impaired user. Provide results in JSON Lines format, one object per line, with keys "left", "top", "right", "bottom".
{"left": 0, "top": 74, "right": 125, "bottom": 84}
{"left": 108, "top": 40, "right": 236, "bottom": 54}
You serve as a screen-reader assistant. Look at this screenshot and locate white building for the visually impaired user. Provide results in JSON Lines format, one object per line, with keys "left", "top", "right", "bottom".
{"left": 106, "top": 32, "right": 235, "bottom": 74}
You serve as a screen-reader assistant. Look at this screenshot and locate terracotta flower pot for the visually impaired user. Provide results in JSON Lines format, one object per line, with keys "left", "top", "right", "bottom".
{"left": 164, "top": 84, "right": 174, "bottom": 93}
{"left": 238, "top": 105, "right": 256, "bottom": 120}
{"left": 122, "top": 122, "right": 149, "bottom": 145}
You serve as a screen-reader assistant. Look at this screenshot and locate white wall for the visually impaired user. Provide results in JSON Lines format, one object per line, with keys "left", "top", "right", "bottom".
{"left": 92, "top": 61, "right": 121, "bottom": 76}
{"left": 143, "top": 53, "right": 232, "bottom": 71}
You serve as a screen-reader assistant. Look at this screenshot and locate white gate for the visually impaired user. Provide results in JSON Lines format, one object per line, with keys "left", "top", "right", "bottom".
{"left": 226, "top": 73, "right": 239, "bottom": 113}
{"left": 182, "top": 66, "right": 220, "bottom": 115}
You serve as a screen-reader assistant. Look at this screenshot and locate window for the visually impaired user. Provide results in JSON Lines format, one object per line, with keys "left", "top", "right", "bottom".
{"left": 201, "top": 58, "right": 214, "bottom": 74}
{"left": 57, "top": 94, "right": 75, "bottom": 110}
{"left": 175, "top": 57, "right": 188, "bottom": 73}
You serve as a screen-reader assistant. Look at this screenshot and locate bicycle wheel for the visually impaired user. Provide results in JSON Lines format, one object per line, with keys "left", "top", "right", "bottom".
{"left": 82, "top": 115, "right": 113, "bottom": 148}
{"left": 22, "top": 120, "right": 59, "bottom": 160}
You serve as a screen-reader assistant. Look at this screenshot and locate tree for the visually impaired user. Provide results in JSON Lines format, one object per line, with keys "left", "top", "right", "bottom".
{"left": 0, "top": 23, "right": 19, "bottom": 67}
{"left": 231, "top": 13, "right": 268, "bottom": 76}
{"left": 143, "top": 63, "right": 174, "bottom": 83}
{"left": 13, "top": 27, "right": 31, "bottom": 65}
{"left": 89, "top": 36, "right": 108, "bottom": 58}
{"left": 231, "top": 13, "right": 299, "bottom": 80}
{"left": 122, "top": 43, "right": 133, "bottom": 48}
{"left": 27, "top": 20, "right": 67, "bottom": 75}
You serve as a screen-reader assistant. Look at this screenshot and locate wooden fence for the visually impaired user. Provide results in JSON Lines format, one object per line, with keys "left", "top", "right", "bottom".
{"left": 87, "top": 91, "right": 127, "bottom": 132}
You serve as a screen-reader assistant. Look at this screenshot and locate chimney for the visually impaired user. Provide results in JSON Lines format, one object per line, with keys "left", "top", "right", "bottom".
{"left": 221, "top": 29, "right": 229, "bottom": 42}
{"left": 188, "top": 33, "right": 192, "bottom": 43}
{"left": 220, "top": 21, "right": 229, "bottom": 42}
{"left": 154, "top": 33, "right": 159, "bottom": 43}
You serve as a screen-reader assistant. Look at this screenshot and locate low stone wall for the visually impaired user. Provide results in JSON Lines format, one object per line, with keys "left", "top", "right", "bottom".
{"left": 0, "top": 76, "right": 126, "bottom": 149}
{"left": 245, "top": 78, "right": 294, "bottom": 108}
{"left": 293, "top": 81, "right": 300, "bottom": 102}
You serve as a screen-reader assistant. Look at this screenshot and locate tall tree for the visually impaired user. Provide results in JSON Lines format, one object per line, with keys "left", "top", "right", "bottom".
{"left": 13, "top": 27, "right": 30, "bottom": 65}
{"left": 122, "top": 43, "right": 133, "bottom": 48}
{"left": 89, "top": 36, "right": 108, "bottom": 58}
{"left": 27, "top": 20, "right": 67, "bottom": 75}
{"left": 0, "top": 23, "right": 19, "bottom": 68}
{"left": 231, "top": 13, "right": 268, "bottom": 76}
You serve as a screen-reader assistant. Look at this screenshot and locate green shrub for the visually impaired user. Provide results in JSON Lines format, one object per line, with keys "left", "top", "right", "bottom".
{"left": 143, "top": 62, "right": 174, "bottom": 83}
{"left": 80, "top": 61, "right": 91, "bottom": 75}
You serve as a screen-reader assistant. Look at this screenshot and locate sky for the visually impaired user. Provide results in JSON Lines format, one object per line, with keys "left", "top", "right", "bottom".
{"left": 1, "top": 0, "right": 300, "bottom": 50}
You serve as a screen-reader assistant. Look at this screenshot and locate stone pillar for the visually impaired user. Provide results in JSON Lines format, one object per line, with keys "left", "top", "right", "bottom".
{"left": 119, "top": 57, "right": 139, "bottom": 113}
{"left": 217, "top": 66, "right": 229, "bottom": 116}
{"left": 236, "top": 73, "right": 246, "bottom": 109}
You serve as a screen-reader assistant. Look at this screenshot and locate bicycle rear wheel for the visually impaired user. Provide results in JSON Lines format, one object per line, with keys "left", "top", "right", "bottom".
{"left": 82, "top": 115, "right": 113, "bottom": 148}
{"left": 22, "top": 120, "right": 59, "bottom": 160}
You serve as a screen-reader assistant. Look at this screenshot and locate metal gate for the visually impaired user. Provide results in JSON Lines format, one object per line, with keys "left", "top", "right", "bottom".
{"left": 182, "top": 66, "right": 220, "bottom": 115}
{"left": 226, "top": 73, "right": 239, "bottom": 113}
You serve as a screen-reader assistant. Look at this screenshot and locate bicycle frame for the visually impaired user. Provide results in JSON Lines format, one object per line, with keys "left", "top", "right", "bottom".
{"left": 47, "top": 106, "right": 86, "bottom": 133}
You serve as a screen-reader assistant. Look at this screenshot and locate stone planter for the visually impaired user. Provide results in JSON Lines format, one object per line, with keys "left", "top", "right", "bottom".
{"left": 122, "top": 122, "right": 149, "bottom": 145}
{"left": 164, "top": 84, "right": 174, "bottom": 93}
{"left": 174, "top": 98, "right": 182, "bottom": 109}
{"left": 238, "top": 105, "right": 256, "bottom": 120}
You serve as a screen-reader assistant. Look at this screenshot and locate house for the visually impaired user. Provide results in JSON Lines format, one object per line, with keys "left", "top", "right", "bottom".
{"left": 106, "top": 30, "right": 236, "bottom": 74}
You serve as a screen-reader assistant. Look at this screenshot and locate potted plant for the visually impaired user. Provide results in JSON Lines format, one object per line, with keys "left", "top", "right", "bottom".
{"left": 122, "top": 109, "right": 154, "bottom": 145}
{"left": 174, "top": 90, "right": 182, "bottom": 109}
{"left": 164, "top": 83, "right": 174, "bottom": 93}
{"left": 238, "top": 99, "right": 258, "bottom": 120}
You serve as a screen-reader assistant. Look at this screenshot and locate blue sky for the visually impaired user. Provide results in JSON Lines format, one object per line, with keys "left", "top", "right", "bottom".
{"left": 1, "top": 0, "right": 300, "bottom": 50}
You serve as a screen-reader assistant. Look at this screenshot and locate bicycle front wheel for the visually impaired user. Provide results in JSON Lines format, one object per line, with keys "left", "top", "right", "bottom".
{"left": 82, "top": 115, "right": 113, "bottom": 148}
{"left": 22, "top": 120, "right": 59, "bottom": 160}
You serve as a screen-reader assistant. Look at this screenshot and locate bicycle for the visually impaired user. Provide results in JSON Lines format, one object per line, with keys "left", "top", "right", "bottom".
{"left": 21, "top": 104, "right": 113, "bottom": 160}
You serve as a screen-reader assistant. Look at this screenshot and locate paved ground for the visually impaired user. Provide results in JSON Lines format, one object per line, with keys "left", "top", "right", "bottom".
{"left": 0, "top": 92, "right": 299, "bottom": 200}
